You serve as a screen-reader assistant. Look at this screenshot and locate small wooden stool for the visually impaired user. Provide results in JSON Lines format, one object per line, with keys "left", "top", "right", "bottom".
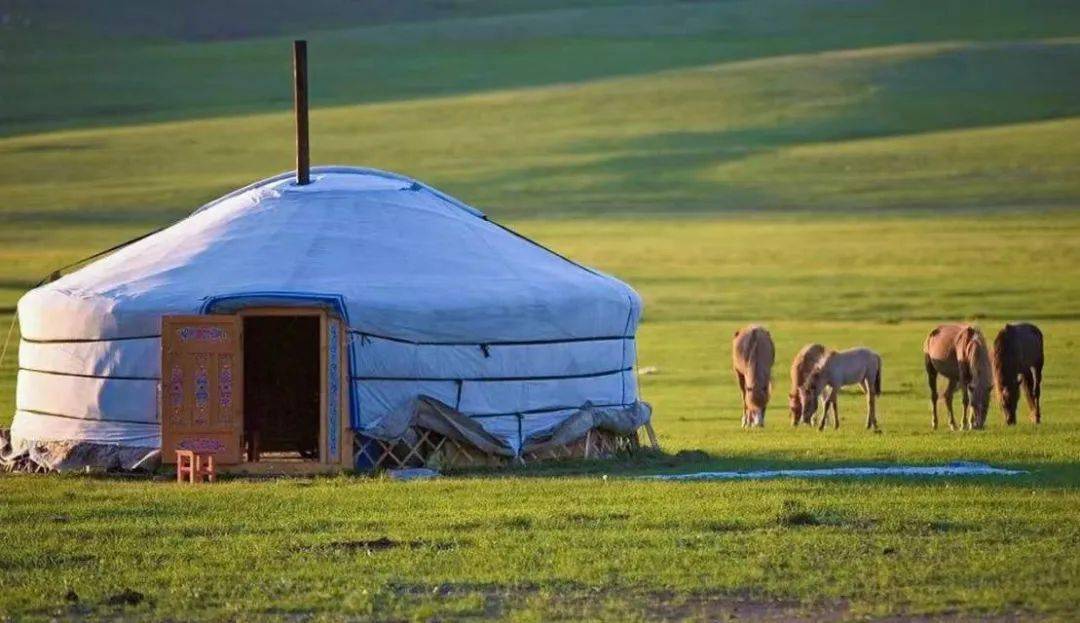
{"left": 176, "top": 450, "right": 216, "bottom": 483}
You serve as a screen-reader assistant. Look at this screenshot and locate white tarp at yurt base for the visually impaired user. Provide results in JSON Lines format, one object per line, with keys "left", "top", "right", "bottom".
{"left": 9, "top": 167, "right": 649, "bottom": 469}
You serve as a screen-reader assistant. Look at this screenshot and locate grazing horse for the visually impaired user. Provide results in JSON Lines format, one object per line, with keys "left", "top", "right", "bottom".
{"left": 924, "top": 324, "right": 993, "bottom": 430}
{"left": 788, "top": 343, "right": 827, "bottom": 426}
{"left": 798, "top": 348, "right": 883, "bottom": 431}
{"left": 732, "top": 325, "right": 775, "bottom": 427}
{"left": 992, "top": 323, "right": 1044, "bottom": 425}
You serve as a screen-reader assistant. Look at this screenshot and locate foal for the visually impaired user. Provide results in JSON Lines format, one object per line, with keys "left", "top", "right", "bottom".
{"left": 799, "top": 348, "right": 883, "bottom": 431}
{"left": 788, "top": 343, "right": 827, "bottom": 426}
{"left": 732, "top": 325, "right": 775, "bottom": 427}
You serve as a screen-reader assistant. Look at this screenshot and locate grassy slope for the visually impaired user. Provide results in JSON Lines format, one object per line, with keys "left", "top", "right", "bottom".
{"left": 2, "top": 1, "right": 1080, "bottom": 620}
{"left": 2, "top": 40, "right": 1079, "bottom": 226}
{"left": 3, "top": 0, "right": 1080, "bottom": 137}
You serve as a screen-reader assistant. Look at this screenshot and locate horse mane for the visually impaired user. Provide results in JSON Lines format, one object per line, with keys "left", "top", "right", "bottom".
{"left": 801, "top": 351, "right": 834, "bottom": 391}
{"left": 961, "top": 327, "right": 993, "bottom": 382}
{"left": 743, "top": 326, "right": 772, "bottom": 399}
{"left": 744, "top": 327, "right": 760, "bottom": 364}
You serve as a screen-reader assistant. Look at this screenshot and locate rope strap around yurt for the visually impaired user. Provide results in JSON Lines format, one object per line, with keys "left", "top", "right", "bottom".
{"left": 31, "top": 225, "right": 170, "bottom": 289}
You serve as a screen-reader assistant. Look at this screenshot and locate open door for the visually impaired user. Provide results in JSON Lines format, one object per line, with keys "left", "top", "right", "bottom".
{"left": 161, "top": 315, "right": 243, "bottom": 464}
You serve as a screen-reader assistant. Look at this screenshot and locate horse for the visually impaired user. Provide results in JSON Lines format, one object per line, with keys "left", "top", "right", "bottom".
{"left": 732, "top": 325, "right": 775, "bottom": 427}
{"left": 992, "top": 323, "right": 1044, "bottom": 425}
{"left": 788, "top": 343, "right": 827, "bottom": 426}
{"left": 798, "top": 348, "right": 882, "bottom": 431}
{"left": 923, "top": 324, "right": 993, "bottom": 430}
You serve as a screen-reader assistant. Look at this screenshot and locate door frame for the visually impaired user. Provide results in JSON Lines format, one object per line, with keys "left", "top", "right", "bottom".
{"left": 236, "top": 307, "right": 348, "bottom": 466}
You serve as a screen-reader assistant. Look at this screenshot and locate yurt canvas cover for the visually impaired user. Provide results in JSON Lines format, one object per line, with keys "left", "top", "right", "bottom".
{"left": 9, "top": 167, "right": 647, "bottom": 468}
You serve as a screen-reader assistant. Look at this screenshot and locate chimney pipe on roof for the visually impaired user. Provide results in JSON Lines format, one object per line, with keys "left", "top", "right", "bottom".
{"left": 293, "top": 40, "right": 310, "bottom": 185}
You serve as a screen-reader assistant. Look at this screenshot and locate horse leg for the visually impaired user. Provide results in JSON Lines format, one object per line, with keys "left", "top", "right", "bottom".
{"left": 817, "top": 389, "right": 830, "bottom": 431}
{"left": 862, "top": 379, "right": 872, "bottom": 430}
{"left": 832, "top": 389, "right": 841, "bottom": 430}
{"left": 736, "top": 372, "right": 747, "bottom": 427}
{"left": 925, "top": 357, "right": 939, "bottom": 430}
{"left": 1033, "top": 362, "right": 1043, "bottom": 424}
{"left": 865, "top": 379, "right": 879, "bottom": 431}
{"left": 943, "top": 377, "right": 959, "bottom": 431}
{"left": 956, "top": 366, "right": 971, "bottom": 430}
{"left": 1022, "top": 367, "right": 1040, "bottom": 424}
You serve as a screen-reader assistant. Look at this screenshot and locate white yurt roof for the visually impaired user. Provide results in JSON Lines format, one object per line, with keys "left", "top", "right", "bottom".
{"left": 19, "top": 167, "right": 641, "bottom": 342}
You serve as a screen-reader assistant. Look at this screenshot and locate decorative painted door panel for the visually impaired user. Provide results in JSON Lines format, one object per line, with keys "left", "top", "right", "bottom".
{"left": 161, "top": 316, "right": 243, "bottom": 464}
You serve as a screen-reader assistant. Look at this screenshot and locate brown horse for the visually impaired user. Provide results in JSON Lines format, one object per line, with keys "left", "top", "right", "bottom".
{"left": 992, "top": 323, "right": 1044, "bottom": 425}
{"left": 789, "top": 343, "right": 827, "bottom": 426}
{"left": 924, "top": 324, "right": 993, "bottom": 430}
{"left": 732, "top": 325, "right": 775, "bottom": 427}
{"left": 798, "top": 348, "right": 883, "bottom": 431}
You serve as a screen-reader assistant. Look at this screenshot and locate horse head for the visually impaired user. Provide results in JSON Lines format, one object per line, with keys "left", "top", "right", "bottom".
{"left": 788, "top": 391, "right": 802, "bottom": 426}
{"left": 798, "top": 371, "right": 824, "bottom": 423}
{"left": 744, "top": 383, "right": 769, "bottom": 427}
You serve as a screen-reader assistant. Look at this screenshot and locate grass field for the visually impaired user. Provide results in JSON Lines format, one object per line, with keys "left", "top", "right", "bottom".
{"left": 2, "top": 1, "right": 1079, "bottom": 621}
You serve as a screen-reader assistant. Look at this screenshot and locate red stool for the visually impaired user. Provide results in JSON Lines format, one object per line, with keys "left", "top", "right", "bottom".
{"left": 176, "top": 450, "right": 216, "bottom": 483}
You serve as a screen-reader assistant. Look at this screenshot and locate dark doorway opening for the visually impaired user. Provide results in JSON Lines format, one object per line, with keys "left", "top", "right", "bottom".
{"left": 243, "top": 315, "right": 320, "bottom": 461}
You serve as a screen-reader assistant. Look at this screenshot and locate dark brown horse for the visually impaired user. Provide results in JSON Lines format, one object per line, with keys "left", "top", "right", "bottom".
{"left": 992, "top": 323, "right": 1044, "bottom": 425}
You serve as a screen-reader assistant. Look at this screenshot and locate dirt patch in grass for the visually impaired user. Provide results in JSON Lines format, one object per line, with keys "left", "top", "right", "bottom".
{"left": 104, "top": 588, "right": 145, "bottom": 607}
{"left": 298, "top": 537, "right": 457, "bottom": 555}
{"left": 775, "top": 499, "right": 821, "bottom": 527}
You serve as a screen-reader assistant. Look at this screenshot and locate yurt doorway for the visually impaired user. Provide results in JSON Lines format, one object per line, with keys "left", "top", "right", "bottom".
{"left": 242, "top": 313, "right": 320, "bottom": 462}
{"left": 161, "top": 309, "right": 349, "bottom": 469}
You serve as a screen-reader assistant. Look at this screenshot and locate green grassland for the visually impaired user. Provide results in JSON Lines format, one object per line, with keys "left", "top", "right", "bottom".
{"left": 2, "top": 1, "right": 1080, "bottom": 620}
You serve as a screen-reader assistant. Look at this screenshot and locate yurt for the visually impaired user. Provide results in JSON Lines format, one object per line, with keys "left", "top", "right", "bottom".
{"left": 7, "top": 166, "right": 650, "bottom": 471}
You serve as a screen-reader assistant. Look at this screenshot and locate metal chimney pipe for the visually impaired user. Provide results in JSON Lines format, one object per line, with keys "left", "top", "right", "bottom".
{"left": 293, "top": 40, "right": 310, "bottom": 185}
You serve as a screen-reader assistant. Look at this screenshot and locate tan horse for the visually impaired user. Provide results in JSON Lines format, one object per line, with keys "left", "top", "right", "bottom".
{"left": 992, "top": 322, "right": 1044, "bottom": 425}
{"left": 924, "top": 324, "right": 993, "bottom": 430}
{"left": 798, "top": 348, "right": 883, "bottom": 431}
{"left": 788, "top": 343, "right": 827, "bottom": 426}
{"left": 732, "top": 325, "right": 775, "bottom": 427}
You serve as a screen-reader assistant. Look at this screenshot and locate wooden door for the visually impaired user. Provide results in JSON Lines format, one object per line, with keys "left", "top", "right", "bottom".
{"left": 161, "top": 315, "right": 243, "bottom": 464}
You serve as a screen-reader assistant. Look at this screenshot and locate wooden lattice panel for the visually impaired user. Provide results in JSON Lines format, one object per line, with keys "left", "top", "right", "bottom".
{"left": 355, "top": 427, "right": 643, "bottom": 472}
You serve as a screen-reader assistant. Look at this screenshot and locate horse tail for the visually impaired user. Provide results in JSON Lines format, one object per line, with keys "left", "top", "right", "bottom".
{"left": 923, "top": 326, "right": 940, "bottom": 354}
{"left": 875, "top": 357, "right": 883, "bottom": 396}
